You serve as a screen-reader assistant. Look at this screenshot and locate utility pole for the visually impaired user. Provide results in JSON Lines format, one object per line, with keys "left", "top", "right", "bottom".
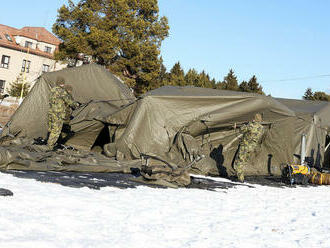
{"left": 19, "top": 47, "right": 29, "bottom": 104}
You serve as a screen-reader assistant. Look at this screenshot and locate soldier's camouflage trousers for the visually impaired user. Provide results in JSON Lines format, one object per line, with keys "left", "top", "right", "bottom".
{"left": 47, "top": 112, "right": 69, "bottom": 149}
{"left": 234, "top": 142, "right": 258, "bottom": 180}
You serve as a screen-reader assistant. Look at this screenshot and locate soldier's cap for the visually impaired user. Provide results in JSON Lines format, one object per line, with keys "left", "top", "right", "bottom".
{"left": 254, "top": 113, "right": 262, "bottom": 122}
{"left": 55, "top": 76, "right": 66, "bottom": 86}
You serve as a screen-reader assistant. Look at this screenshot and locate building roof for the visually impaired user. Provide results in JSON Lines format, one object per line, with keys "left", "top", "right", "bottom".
{"left": 0, "top": 24, "right": 61, "bottom": 59}
{"left": 20, "top": 27, "right": 61, "bottom": 45}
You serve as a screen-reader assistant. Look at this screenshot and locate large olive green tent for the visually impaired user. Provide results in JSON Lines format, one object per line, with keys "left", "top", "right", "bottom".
{"left": 105, "top": 86, "right": 300, "bottom": 177}
{"left": 1, "top": 78, "right": 329, "bottom": 180}
{"left": 1, "top": 64, "right": 135, "bottom": 150}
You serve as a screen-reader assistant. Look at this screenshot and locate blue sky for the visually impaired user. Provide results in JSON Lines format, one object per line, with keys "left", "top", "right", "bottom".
{"left": 1, "top": 0, "right": 330, "bottom": 99}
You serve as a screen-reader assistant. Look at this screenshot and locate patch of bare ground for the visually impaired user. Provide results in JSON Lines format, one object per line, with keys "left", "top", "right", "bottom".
{"left": 0, "top": 104, "right": 18, "bottom": 127}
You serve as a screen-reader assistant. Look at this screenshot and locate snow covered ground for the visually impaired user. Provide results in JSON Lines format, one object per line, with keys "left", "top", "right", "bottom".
{"left": 0, "top": 172, "right": 330, "bottom": 248}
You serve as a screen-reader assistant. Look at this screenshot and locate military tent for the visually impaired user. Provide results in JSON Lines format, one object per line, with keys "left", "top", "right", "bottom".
{"left": 105, "top": 86, "right": 299, "bottom": 177}
{"left": 2, "top": 77, "right": 329, "bottom": 182}
{"left": 1, "top": 64, "right": 135, "bottom": 150}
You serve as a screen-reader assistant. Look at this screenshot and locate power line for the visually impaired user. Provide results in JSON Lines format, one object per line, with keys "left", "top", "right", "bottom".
{"left": 260, "top": 74, "right": 330, "bottom": 83}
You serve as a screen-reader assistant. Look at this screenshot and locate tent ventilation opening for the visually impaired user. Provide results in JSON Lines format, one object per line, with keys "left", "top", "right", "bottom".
{"left": 91, "top": 124, "right": 111, "bottom": 153}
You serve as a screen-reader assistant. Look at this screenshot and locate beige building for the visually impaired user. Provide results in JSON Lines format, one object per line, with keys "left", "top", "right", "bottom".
{"left": 0, "top": 24, "right": 66, "bottom": 94}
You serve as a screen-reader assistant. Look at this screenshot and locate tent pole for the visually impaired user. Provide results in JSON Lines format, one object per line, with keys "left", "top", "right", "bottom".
{"left": 301, "top": 134, "right": 306, "bottom": 165}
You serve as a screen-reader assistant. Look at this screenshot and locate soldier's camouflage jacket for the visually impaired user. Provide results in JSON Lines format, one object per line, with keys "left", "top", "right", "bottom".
{"left": 48, "top": 86, "right": 78, "bottom": 120}
{"left": 239, "top": 121, "right": 264, "bottom": 146}
{"left": 233, "top": 121, "right": 264, "bottom": 174}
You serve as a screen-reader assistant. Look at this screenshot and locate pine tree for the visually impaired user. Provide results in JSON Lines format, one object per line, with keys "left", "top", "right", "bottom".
{"left": 222, "top": 69, "right": 238, "bottom": 91}
{"left": 9, "top": 75, "right": 30, "bottom": 97}
{"left": 303, "top": 88, "right": 314, "bottom": 100}
{"left": 215, "top": 81, "right": 224, "bottom": 90}
{"left": 238, "top": 80, "right": 249, "bottom": 92}
{"left": 210, "top": 78, "right": 217, "bottom": 89}
{"left": 53, "top": 0, "right": 169, "bottom": 95}
{"left": 197, "top": 71, "right": 213, "bottom": 88}
{"left": 167, "top": 62, "right": 186, "bottom": 86}
{"left": 247, "top": 75, "right": 264, "bottom": 94}
{"left": 156, "top": 59, "right": 169, "bottom": 87}
{"left": 185, "top": 69, "right": 199, "bottom": 86}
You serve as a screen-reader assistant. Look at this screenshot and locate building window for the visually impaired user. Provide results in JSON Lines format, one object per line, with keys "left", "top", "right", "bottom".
{"left": 1, "top": 55, "right": 10, "bottom": 69}
{"left": 44, "top": 46, "right": 52, "bottom": 53}
{"left": 21, "top": 59, "right": 31, "bottom": 73}
{"left": 42, "top": 64, "right": 50, "bottom": 73}
{"left": 25, "top": 41, "right": 33, "bottom": 48}
{"left": 0, "top": 80, "right": 5, "bottom": 93}
{"left": 5, "top": 34, "right": 12, "bottom": 42}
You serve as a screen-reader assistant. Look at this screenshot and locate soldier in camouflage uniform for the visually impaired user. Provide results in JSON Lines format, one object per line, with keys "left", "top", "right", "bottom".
{"left": 47, "top": 77, "right": 79, "bottom": 149}
{"left": 234, "top": 113, "right": 264, "bottom": 182}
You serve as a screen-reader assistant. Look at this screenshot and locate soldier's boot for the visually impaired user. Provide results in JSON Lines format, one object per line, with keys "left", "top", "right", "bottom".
{"left": 47, "top": 144, "right": 54, "bottom": 151}
{"left": 237, "top": 171, "right": 245, "bottom": 183}
{"left": 47, "top": 136, "right": 56, "bottom": 151}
